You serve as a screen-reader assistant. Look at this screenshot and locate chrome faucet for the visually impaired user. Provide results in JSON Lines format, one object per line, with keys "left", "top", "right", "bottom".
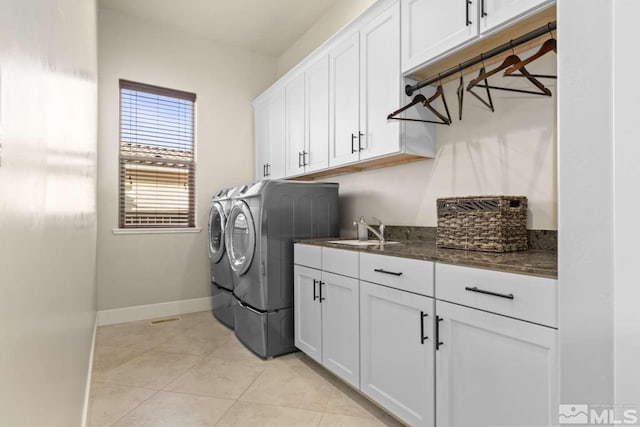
{"left": 353, "top": 216, "right": 386, "bottom": 243}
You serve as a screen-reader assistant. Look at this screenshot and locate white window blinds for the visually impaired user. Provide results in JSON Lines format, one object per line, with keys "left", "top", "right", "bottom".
{"left": 119, "top": 80, "right": 196, "bottom": 228}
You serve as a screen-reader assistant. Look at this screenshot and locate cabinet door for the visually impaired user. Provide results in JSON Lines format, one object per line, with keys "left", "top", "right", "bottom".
{"left": 401, "top": 0, "right": 479, "bottom": 73}
{"left": 329, "top": 32, "right": 360, "bottom": 167}
{"left": 254, "top": 99, "right": 269, "bottom": 180}
{"left": 293, "top": 265, "right": 322, "bottom": 363}
{"left": 320, "top": 271, "right": 359, "bottom": 388}
{"left": 267, "top": 88, "right": 286, "bottom": 179}
{"left": 436, "top": 300, "right": 558, "bottom": 427}
{"left": 481, "top": 0, "right": 551, "bottom": 33}
{"left": 285, "top": 73, "right": 306, "bottom": 177}
{"left": 359, "top": 1, "right": 401, "bottom": 160}
{"left": 360, "top": 281, "right": 434, "bottom": 427}
{"left": 305, "top": 56, "right": 330, "bottom": 173}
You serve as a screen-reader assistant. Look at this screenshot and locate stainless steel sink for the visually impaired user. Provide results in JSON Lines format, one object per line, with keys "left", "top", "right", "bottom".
{"left": 327, "top": 240, "right": 400, "bottom": 246}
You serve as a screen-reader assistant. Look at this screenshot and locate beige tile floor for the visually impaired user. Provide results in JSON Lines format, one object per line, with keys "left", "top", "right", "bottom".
{"left": 89, "top": 311, "right": 406, "bottom": 427}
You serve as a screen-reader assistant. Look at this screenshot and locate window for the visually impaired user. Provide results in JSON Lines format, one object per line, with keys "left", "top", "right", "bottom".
{"left": 119, "top": 80, "right": 196, "bottom": 229}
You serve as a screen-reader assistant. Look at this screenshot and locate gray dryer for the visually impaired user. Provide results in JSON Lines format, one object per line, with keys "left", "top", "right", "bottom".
{"left": 207, "top": 186, "right": 239, "bottom": 328}
{"left": 225, "top": 180, "right": 339, "bottom": 358}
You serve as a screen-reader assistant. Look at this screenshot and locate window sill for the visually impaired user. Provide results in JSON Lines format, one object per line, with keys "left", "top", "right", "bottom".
{"left": 112, "top": 227, "right": 202, "bottom": 235}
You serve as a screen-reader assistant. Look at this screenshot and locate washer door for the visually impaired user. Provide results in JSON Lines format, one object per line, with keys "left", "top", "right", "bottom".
{"left": 226, "top": 201, "right": 255, "bottom": 276}
{"left": 208, "top": 202, "right": 226, "bottom": 263}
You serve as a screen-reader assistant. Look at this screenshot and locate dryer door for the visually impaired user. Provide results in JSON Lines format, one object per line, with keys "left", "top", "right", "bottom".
{"left": 226, "top": 201, "right": 256, "bottom": 276}
{"left": 208, "top": 202, "right": 226, "bottom": 264}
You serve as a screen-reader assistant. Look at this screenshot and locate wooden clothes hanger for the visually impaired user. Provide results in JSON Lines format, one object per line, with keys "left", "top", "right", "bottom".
{"left": 467, "top": 65, "right": 495, "bottom": 112}
{"left": 424, "top": 85, "right": 452, "bottom": 125}
{"left": 386, "top": 93, "right": 428, "bottom": 120}
{"left": 387, "top": 83, "right": 452, "bottom": 125}
{"left": 504, "top": 38, "right": 557, "bottom": 78}
{"left": 456, "top": 70, "right": 465, "bottom": 121}
{"left": 467, "top": 52, "right": 552, "bottom": 96}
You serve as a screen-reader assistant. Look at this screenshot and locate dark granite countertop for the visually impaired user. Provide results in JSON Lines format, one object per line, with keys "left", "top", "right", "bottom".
{"left": 296, "top": 238, "right": 557, "bottom": 279}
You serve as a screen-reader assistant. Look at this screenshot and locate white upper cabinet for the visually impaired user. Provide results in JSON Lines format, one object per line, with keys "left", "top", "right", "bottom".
{"left": 331, "top": 1, "right": 405, "bottom": 167}
{"left": 481, "top": 0, "right": 552, "bottom": 33}
{"left": 267, "top": 88, "right": 286, "bottom": 179}
{"left": 359, "top": 1, "right": 401, "bottom": 160}
{"left": 329, "top": 32, "right": 361, "bottom": 167}
{"left": 254, "top": 0, "right": 554, "bottom": 178}
{"left": 254, "top": 87, "right": 286, "bottom": 180}
{"left": 305, "top": 55, "right": 330, "bottom": 173}
{"left": 401, "top": 0, "right": 479, "bottom": 73}
{"left": 285, "top": 73, "right": 306, "bottom": 177}
{"left": 435, "top": 300, "right": 558, "bottom": 427}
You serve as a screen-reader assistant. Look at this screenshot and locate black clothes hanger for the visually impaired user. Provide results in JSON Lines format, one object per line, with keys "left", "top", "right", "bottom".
{"left": 387, "top": 84, "right": 451, "bottom": 125}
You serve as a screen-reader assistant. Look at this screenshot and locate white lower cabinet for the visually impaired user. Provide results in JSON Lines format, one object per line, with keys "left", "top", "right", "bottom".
{"left": 320, "top": 271, "right": 360, "bottom": 388}
{"left": 294, "top": 244, "right": 558, "bottom": 427}
{"left": 293, "top": 263, "right": 360, "bottom": 387}
{"left": 435, "top": 300, "right": 558, "bottom": 427}
{"left": 293, "top": 265, "right": 322, "bottom": 363}
{"left": 360, "top": 280, "right": 435, "bottom": 427}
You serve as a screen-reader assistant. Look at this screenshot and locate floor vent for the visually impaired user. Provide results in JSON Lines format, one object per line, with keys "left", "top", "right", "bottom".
{"left": 150, "top": 317, "right": 181, "bottom": 325}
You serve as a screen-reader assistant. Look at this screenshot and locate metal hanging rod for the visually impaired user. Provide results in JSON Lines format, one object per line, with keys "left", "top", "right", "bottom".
{"left": 405, "top": 21, "right": 557, "bottom": 96}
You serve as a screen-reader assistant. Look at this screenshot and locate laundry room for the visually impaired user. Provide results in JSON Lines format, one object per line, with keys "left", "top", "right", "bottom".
{"left": 1, "top": 1, "right": 639, "bottom": 427}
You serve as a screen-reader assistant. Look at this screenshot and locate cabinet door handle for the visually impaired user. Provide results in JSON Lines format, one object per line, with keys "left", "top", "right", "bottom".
{"left": 420, "top": 311, "right": 429, "bottom": 344}
{"left": 435, "top": 316, "right": 443, "bottom": 350}
{"left": 312, "top": 279, "right": 318, "bottom": 301}
{"left": 263, "top": 164, "right": 267, "bottom": 177}
{"left": 351, "top": 133, "right": 357, "bottom": 153}
{"left": 481, "top": 0, "right": 487, "bottom": 17}
{"left": 358, "top": 132, "right": 364, "bottom": 151}
{"left": 373, "top": 268, "right": 403, "bottom": 276}
{"left": 298, "top": 152, "right": 303, "bottom": 168}
{"left": 465, "top": 286, "right": 514, "bottom": 300}
{"left": 466, "top": 0, "right": 473, "bottom": 26}
{"left": 266, "top": 163, "right": 271, "bottom": 177}
{"left": 319, "top": 281, "right": 326, "bottom": 302}
{"left": 303, "top": 151, "right": 308, "bottom": 166}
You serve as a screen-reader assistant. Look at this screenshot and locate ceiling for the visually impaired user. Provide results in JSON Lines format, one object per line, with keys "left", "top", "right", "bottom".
{"left": 98, "top": 0, "right": 341, "bottom": 57}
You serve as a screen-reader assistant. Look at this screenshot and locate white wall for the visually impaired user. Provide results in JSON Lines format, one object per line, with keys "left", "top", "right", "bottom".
{"left": 277, "top": 0, "right": 376, "bottom": 77}
{"left": 613, "top": 0, "right": 640, "bottom": 411}
{"left": 558, "top": 0, "right": 615, "bottom": 407}
{"left": 97, "top": 9, "right": 277, "bottom": 311}
{"left": 328, "top": 53, "right": 557, "bottom": 235}
{"left": 0, "top": 0, "right": 98, "bottom": 426}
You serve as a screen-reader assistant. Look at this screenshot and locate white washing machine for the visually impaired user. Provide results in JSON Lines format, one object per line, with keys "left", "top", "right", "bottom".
{"left": 207, "top": 186, "right": 239, "bottom": 328}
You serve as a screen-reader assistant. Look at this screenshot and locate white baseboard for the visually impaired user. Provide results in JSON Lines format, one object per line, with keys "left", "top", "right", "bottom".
{"left": 97, "top": 296, "right": 213, "bottom": 326}
{"left": 81, "top": 316, "right": 98, "bottom": 427}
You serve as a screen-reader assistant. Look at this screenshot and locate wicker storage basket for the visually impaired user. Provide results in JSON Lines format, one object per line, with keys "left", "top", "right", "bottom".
{"left": 436, "top": 196, "right": 528, "bottom": 252}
